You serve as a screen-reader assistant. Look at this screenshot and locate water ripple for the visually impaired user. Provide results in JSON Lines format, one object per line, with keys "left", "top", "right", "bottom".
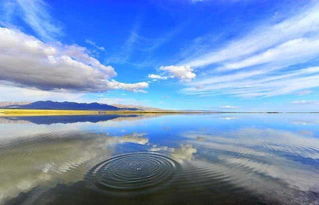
{"left": 86, "top": 152, "right": 180, "bottom": 194}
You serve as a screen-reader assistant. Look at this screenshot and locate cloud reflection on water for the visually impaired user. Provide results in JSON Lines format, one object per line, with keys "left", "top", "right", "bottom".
{"left": 183, "top": 128, "right": 319, "bottom": 204}
{"left": 1, "top": 114, "right": 319, "bottom": 204}
{"left": 0, "top": 131, "right": 148, "bottom": 204}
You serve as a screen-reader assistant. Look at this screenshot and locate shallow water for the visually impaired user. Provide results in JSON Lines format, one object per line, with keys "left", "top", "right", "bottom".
{"left": 0, "top": 114, "right": 319, "bottom": 205}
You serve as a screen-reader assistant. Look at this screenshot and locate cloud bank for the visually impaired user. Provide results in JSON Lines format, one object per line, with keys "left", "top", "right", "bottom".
{"left": 0, "top": 27, "right": 148, "bottom": 93}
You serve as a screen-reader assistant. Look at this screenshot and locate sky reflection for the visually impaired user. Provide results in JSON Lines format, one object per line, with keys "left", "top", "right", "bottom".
{"left": 0, "top": 114, "right": 319, "bottom": 204}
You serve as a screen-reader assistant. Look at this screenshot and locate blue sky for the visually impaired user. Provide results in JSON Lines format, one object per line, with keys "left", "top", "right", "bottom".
{"left": 0, "top": 0, "right": 319, "bottom": 111}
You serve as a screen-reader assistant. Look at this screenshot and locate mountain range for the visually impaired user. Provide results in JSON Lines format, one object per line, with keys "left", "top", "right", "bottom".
{"left": 0, "top": 101, "right": 139, "bottom": 111}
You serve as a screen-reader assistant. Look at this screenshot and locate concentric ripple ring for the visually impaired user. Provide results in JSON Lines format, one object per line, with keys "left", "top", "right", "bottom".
{"left": 87, "top": 152, "right": 180, "bottom": 193}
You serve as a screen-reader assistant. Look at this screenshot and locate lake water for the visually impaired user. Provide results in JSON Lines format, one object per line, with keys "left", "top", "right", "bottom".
{"left": 0, "top": 114, "right": 319, "bottom": 205}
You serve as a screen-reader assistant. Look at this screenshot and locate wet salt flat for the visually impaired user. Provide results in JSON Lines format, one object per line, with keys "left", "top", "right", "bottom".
{"left": 0, "top": 114, "right": 319, "bottom": 205}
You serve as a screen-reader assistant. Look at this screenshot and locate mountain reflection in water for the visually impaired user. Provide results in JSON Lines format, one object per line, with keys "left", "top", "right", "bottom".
{"left": 2, "top": 115, "right": 140, "bottom": 125}
{"left": 0, "top": 114, "right": 319, "bottom": 204}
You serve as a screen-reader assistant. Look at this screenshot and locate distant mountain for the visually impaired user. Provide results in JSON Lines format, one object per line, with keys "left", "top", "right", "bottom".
{"left": 1, "top": 101, "right": 139, "bottom": 111}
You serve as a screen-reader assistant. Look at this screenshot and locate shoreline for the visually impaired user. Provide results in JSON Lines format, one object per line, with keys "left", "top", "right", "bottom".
{"left": 0, "top": 109, "right": 204, "bottom": 116}
{"left": 0, "top": 109, "right": 318, "bottom": 117}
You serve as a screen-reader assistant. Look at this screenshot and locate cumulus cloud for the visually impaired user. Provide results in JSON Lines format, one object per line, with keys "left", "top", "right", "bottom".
{"left": 0, "top": 27, "right": 148, "bottom": 92}
{"left": 160, "top": 65, "right": 196, "bottom": 81}
{"left": 106, "top": 81, "right": 148, "bottom": 92}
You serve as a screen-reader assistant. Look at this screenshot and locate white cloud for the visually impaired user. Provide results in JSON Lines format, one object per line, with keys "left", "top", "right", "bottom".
{"left": 160, "top": 65, "right": 196, "bottom": 81}
{"left": 291, "top": 100, "right": 319, "bottom": 105}
{"left": 106, "top": 81, "right": 148, "bottom": 93}
{"left": 296, "top": 90, "right": 312, "bottom": 96}
{"left": 220, "top": 105, "right": 238, "bottom": 109}
{"left": 182, "top": 2, "right": 319, "bottom": 68}
{"left": 147, "top": 74, "right": 168, "bottom": 80}
{"left": 163, "top": 2, "right": 319, "bottom": 98}
{"left": 220, "top": 38, "right": 319, "bottom": 71}
{"left": 183, "top": 66, "right": 319, "bottom": 97}
{"left": 1, "top": 0, "right": 61, "bottom": 41}
{"left": 85, "top": 39, "right": 105, "bottom": 51}
{"left": 0, "top": 27, "right": 148, "bottom": 93}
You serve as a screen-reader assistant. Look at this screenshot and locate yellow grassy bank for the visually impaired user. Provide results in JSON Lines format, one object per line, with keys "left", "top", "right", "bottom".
{"left": 0, "top": 109, "right": 102, "bottom": 116}
{"left": 0, "top": 109, "right": 196, "bottom": 116}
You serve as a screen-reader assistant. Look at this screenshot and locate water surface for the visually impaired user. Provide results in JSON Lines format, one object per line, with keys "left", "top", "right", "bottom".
{"left": 0, "top": 114, "right": 319, "bottom": 204}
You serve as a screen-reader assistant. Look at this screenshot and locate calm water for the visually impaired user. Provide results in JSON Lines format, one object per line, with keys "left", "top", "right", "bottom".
{"left": 0, "top": 114, "right": 319, "bottom": 205}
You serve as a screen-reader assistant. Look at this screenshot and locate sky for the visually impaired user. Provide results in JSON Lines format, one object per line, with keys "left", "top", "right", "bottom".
{"left": 0, "top": 0, "right": 319, "bottom": 111}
